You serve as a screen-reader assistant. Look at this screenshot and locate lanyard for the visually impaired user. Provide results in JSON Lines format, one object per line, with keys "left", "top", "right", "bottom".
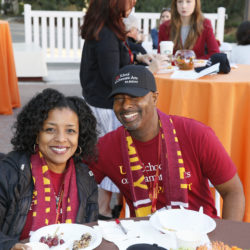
{"left": 149, "top": 132, "right": 162, "bottom": 213}
{"left": 140, "top": 131, "right": 162, "bottom": 213}
{"left": 124, "top": 41, "right": 134, "bottom": 64}
{"left": 55, "top": 185, "right": 64, "bottom": 224}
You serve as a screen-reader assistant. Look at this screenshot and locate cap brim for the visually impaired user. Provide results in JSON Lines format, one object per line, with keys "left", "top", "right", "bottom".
{"left": 108, "top": 87, "right": 150, "bottom": 99}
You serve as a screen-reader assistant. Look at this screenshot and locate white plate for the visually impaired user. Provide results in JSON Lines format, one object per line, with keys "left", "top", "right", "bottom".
{"left": 149, "top": 209, "right": 216, "bottom": 235}
{"left": 194, "top": 59, "right": 208, "bottom": 68}
{"left": 156, "top": 66, "right": 177, "bottom": 74}
{"left": 29, "top": 223, "right": 102, "bottom": 250}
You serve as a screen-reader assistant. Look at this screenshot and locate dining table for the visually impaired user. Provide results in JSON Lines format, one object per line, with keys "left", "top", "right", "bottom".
{"left": 90, "top": 217, "right": 250, "bottom": 249}
{"left": 0, "top": 20, "right": 21, "bottom": 115}
{"left": 154, "top": 65, "right": 250, "bottom": 223}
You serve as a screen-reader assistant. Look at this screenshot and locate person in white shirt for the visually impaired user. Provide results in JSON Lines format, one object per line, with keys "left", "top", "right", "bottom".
{"left": 231, "top": 21, "right": 250, "bottom": 65}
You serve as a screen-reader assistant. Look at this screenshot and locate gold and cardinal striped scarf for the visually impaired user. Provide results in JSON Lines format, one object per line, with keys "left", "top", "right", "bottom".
{"left": 120, "top": 110, "right": 188, "bottom": 217}
{"left": 30, "top": 151, "right": 79, "bottom": 231}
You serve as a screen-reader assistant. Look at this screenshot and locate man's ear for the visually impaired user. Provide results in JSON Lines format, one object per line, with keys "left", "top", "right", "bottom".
{"left": 152, "top": 91, "right": 159, "bottom": 105}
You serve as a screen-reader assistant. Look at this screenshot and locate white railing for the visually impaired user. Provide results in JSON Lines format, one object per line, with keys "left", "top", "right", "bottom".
{"left": 24, "top": 4, "right": 226, "bottom": 63}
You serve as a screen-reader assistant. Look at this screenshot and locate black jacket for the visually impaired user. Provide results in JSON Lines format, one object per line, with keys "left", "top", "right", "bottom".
{"left": 127, "top": 37, "right": 147, "bottom": 56}
{"left": 0, "top": 151, "right": 98, "bottom": 250}
{"left": 80, "top": 26, "right": 131, "bottom": 109}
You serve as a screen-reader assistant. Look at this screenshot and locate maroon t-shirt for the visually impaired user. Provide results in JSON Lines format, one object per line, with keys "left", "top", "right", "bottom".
{"left": 90, "top": 115, "right": 236, "bottom": 218}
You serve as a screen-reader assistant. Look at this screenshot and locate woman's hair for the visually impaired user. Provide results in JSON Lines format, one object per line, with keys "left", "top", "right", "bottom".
{"left": 11, "top": 88, "right": 98, "bottom": 163}
{"left": 236, "top": 21, "right": 250, "bottom": 45}
{"left": 81, "top": 0, "right": 134, "bottom": 41}
{"left": 170, "top": 0, "right": 204, "bottom": 50}
{"left": 160, "top": 7, "right": 171, "bottom": 20}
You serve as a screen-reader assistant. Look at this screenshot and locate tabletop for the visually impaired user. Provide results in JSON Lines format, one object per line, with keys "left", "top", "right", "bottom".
{"left": 154, "top": 65, "right": 250, "bottom": 222}
{"left": 91, "top": 218, "right": 250, "bottom": 249}
{"left": 0, "top": 20, "right": 21, "bottom": 115}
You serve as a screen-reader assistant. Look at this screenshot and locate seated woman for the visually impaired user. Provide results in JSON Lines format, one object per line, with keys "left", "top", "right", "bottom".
{"left": 231, "top": 21, "right": 250, "bottom": 65}
{"left": 151, "top": 7, "right": 171, "bottom": 50}
{"left": 123, "top": 14, "right": 147, "bottom": 56}
{"left": 158, "top": 0, "right": 219, "bottom": 59}
{"left": 0, "top": 88, "right": 98, "bottom": 250}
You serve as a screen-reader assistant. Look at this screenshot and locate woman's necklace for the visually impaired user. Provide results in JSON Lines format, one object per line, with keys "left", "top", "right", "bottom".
{"left": 55, "top": 187, "right": 63, "bottom": 209}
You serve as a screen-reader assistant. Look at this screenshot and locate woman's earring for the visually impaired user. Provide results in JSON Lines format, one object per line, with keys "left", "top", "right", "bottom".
{"left": 33, "top": 144, "right": 38, "bottom": 153}
{"left": 75, "top": 146, "right": 82, "bottom": 156}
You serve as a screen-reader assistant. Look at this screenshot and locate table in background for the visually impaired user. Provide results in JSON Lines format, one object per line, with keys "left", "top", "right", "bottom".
{"left": 154, "top": 65, "right": 250, "bottom": 222}
{"left": 0, "top": 20, "right": 20, "bottom": 115}
{"left": 91, "top": 218, "right": 250, "bottom": 249}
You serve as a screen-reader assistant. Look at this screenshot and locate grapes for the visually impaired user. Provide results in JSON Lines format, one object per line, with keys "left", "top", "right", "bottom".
{"left": 39, "top": 233, "right": 64, "bottom": 248}
{"left": 60, "top": 239, "right": 65, "bottom": 245}
{"left": 39, "top": 236, "right": 46, "bottom": 243}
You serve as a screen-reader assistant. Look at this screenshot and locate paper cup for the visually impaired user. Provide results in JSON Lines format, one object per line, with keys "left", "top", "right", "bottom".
{"left": 176, "top": 230, "right": 204, "bottom": 249}
{"left": 25, "top": 242, "right": 49, "bottom": 249}
{"left": 160, "top": 41, "right": 174, "bottom": 55}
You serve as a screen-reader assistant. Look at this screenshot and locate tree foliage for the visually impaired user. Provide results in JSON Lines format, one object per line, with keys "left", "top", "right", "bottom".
{"left": 20, "top": 0, "right": 86, "bottom": 11}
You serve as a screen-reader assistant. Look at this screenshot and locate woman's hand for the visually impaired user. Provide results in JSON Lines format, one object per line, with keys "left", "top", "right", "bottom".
{"left": 11, "top": 243, "right": 31, "bottom": 250}
{"left": 135, "top": 53, "right": 153, "bottom": 65}
{"left": 148, "top": 54, "right": 170, "bottom": 73}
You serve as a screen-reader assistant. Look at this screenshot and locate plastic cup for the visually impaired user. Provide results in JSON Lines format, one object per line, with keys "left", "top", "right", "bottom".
{"left": 160, "top": 41, "right": 174, "bottom": 67}
{"left": 176, "top": 230, "right": 204, "bottom": 249}
{"left": 160, "top": 41, "right": 174, "bottom": 55}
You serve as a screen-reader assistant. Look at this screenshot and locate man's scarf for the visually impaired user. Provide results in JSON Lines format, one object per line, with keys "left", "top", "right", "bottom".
{"left": 30, "top": 151, "right": 79, "bottom": 231}
{"left": 120, "top": 110, "right": 188, "bottom": 217}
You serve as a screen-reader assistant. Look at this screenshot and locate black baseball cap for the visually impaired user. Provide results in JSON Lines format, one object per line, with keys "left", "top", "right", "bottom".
{"left": 109, "top": 65, "right": 157, "bottom": 98}
{"left": 127, "top": 243, "right": 167, "bottom": 250}
{"left": 195, "top": 53, "right": 231, "bottom": 74}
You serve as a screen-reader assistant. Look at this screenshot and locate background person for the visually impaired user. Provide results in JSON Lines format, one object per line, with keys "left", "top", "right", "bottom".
{"left": 79, "top": 0, "right": 137, "bottom": 221}
{"left": 231, "top": 21, "right": 250, "bottom": 65}
{"left": 79, "top": 0, "right": 164, "bottom": 220}
{"left": 150, "top": 7, "right": 171, "bottom": 50}
{"left": 89, "top": 64, "right": 245, "bottom": 221}
{"left": 158, "top": 0, "right": 219, "bottom": 59}
{"left": 0, "top": 88, "right": 98, "bottom": 250}
{"left": 123, "top": 14, "right": 147, "bottom": 56}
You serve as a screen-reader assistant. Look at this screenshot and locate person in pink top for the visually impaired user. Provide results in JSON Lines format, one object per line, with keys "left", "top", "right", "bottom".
{"left": 158, "top": 0, "right": 219, "bottom": 59}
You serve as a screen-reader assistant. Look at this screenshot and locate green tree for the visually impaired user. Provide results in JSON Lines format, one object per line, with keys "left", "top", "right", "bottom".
{"left": 21, "top": 0, "right": 86, "bottom": 11}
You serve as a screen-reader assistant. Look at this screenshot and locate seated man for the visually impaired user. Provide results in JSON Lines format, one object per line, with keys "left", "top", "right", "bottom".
{"left": 89, "top": 65, "right": 245, "bottom": 220}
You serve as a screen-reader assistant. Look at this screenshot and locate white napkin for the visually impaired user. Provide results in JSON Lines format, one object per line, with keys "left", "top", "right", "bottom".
{"left": 170, "top": 63, "right": 220, "bottom": 79}
{"left": 94, "top": 220, "right": 176, "bottom": 250}
{"left": 94, "top": 219, "right": 211, "bottom": 250}
{"left": 96, "top": 220, "right": 139, "bottom": 241}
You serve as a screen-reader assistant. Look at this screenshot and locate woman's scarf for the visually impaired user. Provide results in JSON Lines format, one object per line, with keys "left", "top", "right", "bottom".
{"left": 120, "top": 110, "right": 188, "bottom": 217}
{"left": 30, "top": 151, "right": 79, "bottom": 231}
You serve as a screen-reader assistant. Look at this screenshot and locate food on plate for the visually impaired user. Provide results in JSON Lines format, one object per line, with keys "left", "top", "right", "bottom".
{"left": 165, "top": 65, "right": 173, "bottom": 70}
{"left": 39, "top": 233, "right": 65, "bottom": 248}
{"left": 162, "top": 226, "right": 176, "bottom": 232}
{"left": 174, "top": 50, "right": 196, "bottom": 70}
{"left": 194, "top": 59, "right": 207, "bottom": 68}
{"left": 196, "top": 241, "right": 242, "bottom": 250}
{"left": 72, "top": 233, "right": 92, "bottom": 249}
